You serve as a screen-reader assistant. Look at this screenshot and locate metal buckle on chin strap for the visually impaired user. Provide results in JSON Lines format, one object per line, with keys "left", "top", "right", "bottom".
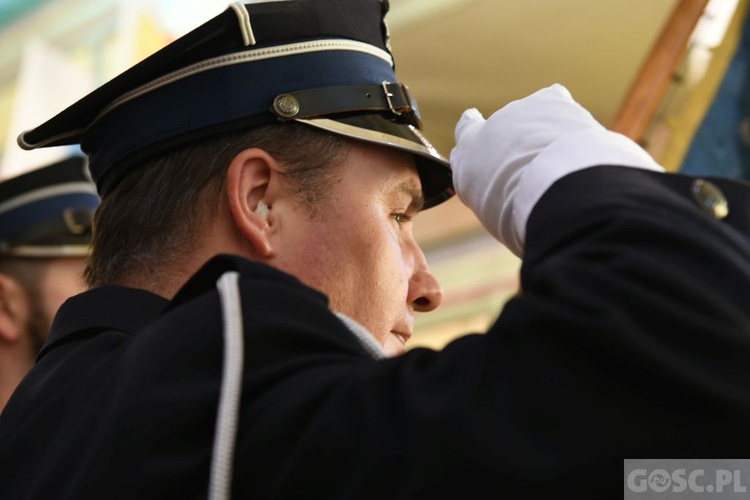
{"left": 382, "top": 81, "right": 422, "bottom": 129}
{"left": 381, "top": 81, "right": 401, "bottom": 116}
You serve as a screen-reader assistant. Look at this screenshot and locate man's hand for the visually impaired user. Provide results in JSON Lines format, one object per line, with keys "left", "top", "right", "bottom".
{"left": 450, "top": 84, "right": 662, "bottom": 257}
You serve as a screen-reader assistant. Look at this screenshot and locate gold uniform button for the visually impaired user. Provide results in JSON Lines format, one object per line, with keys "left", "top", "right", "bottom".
{"left": 691, "top": 179, "right": 729, "bottom": 220}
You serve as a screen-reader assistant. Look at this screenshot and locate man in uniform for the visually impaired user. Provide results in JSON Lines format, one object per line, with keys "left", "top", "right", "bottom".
{"left": 0, "top": 155, "right": 97, "bottom": 412}
{"left": 1, "top": 1, "right": 749, "bottom": 498}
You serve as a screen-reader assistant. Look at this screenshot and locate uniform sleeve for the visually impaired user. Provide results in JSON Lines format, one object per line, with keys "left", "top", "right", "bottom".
{"left": 512, "top": 128, "right": 664, "bottom": 244}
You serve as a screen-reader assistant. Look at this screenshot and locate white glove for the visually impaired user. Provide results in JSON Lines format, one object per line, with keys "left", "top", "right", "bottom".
{"left": 450, "top": 83, "right": 664, "bottom": 258}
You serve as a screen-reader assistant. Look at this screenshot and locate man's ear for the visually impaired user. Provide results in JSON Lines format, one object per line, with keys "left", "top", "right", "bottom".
{"left": 225, "top": 148, "right": 281, "bottom": 258}
{"left": 0, "top": 274, "right": 28, "bottom": 344}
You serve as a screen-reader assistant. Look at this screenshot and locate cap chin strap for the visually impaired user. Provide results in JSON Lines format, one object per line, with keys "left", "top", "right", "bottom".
{"left": 270, "top": 82, "right": 422, "bottom": 129}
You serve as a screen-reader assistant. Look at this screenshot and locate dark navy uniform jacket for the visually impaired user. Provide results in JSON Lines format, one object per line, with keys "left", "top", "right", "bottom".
{"left": 2, "top": 166, "right": 750, "bottom": 499}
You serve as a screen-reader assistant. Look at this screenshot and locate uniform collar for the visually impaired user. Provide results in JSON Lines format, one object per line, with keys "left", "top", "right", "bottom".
{"left": 39, "top": 285, "right": 168, "bottom": 360}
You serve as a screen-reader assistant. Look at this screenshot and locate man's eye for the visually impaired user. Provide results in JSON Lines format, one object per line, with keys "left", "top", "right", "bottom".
{"left": 393, "top": 213, "right": 413, "bottom": 225}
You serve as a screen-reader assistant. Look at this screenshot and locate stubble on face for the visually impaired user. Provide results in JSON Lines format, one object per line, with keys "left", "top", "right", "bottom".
{"left": 271, "top": 143, "right": 427, "bottom": 355}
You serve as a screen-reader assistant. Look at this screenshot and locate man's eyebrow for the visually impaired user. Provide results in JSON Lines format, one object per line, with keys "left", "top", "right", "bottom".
{"left": 399, "top": 182, "right": 425, "bottom": 212}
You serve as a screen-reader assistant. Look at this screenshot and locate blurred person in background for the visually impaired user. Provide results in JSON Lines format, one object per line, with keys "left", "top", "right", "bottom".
{"left": 0, "top": 155, "right": 98, "bottom": 411}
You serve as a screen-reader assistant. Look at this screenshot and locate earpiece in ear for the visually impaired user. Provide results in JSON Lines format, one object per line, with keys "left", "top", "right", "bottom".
{"left": 255, "top": 200, "right": 269, "bottom": 221}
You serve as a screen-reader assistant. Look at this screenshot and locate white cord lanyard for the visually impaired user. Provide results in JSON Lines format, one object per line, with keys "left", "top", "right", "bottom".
{"left": 209, "top": 272, "right": 244, "bottom": 500}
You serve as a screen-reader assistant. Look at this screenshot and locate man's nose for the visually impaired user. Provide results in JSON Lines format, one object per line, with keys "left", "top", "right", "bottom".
{"left": 407, "top": 250, "right": 443, "bottom": 312}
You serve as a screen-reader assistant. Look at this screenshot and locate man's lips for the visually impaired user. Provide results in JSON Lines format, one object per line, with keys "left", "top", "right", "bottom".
{"left": 391, "top": 330, "right": 412, "bottom": 346}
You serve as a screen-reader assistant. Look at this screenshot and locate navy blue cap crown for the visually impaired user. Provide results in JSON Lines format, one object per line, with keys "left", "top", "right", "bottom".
{"left": 18, "top": 0, "right": 454, "bottom": 208}
{"left": 0, "top": 156, "right": 99, "bottom": 257}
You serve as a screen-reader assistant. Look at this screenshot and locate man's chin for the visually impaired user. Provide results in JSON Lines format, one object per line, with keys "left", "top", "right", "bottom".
{"left": 383, "top": 333, "right": 408, "bottom": 357}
